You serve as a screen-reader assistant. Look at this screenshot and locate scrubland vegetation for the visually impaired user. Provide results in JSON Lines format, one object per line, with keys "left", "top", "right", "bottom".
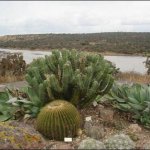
{"left": 0, "top": 32, "right": 150, "bottom": 55}
{"left": 0, "top": 53, "right": 26, "bottom": 83}
{"left": 117, "top": 71, "right": 150, "bottom": 84}
{"left": 0, "top": 75, "right": 24, "bottom": 84}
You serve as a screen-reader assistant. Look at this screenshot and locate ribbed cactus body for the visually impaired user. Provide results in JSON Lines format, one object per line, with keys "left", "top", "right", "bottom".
{"left": 36, "top": 100, "right": 81, "bottom": 140}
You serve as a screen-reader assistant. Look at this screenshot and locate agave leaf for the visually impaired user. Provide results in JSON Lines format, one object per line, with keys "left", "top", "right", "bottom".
{"left": 0, "top": 91, "right": 9, "bottom": 102}
{"left": 128, "top": 97, "right": 138, "bottom": 104}
{"left": 6, "top": 97, "right": 18, "bottom": 104}
{"left": 110, "top": 91, "right": 126, "bottom": 102}
{"left": 17, "top": 99, "right": 32, "bottom": 104}
{"left": 0, "top": 115, "right": 11, "bottom": 121}
{"left": 105, "top": 95, "right": 115, "bottom": 101}
{"left": 128, "top": 102, "right": 144, "bottom": 111}
{"left": 117, "top": 103, "right": 131, "bottom": 111}
{"left": 143, "top": 107, "right": 150, "bottom": 113}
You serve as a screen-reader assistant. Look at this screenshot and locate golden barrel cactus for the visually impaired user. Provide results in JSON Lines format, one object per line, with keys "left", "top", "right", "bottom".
{"left": 36, "top": 100, "right": 81, "bottom": 140}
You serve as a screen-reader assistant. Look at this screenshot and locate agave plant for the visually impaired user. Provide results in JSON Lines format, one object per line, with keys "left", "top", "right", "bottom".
{"left": 107, "top": 83, "right": 150, "bottom": 126}
{"left": 25, "top": 49, "right": 115, "bottom": 112}
{"left": 0, "top": 87, "right": 40, "bottom": 121}
{"left": 0, "top": 90, "right": 21, "bottom": 121}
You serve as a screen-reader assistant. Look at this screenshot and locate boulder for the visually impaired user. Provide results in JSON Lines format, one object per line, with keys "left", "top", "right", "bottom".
{"left": 0, "top": 121, "right": 46, "bottom": 149}
{"left": 78, "top": 137, "right": 106, "bottom": 149}
{"left": 128, "top": 124, "right": 142, "bottom": 134}
{"left": 105, "top": 133, "right": 135, "bottom": 149}
{"left": 85, "top": 125, "right": 105, "bottom": 140}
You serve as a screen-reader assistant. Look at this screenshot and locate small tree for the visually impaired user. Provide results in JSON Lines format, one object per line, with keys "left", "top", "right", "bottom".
{"left": 145, "top": 56, "right": 150, "bottom": 75}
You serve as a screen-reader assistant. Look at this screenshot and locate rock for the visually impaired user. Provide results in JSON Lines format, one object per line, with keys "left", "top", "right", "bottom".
{"left": 85, "top": 116, "right": 92, "bottom": 122}
{"left": 128, "top": 124, "right": 142, "bottom": 134}
{"left": 84, "top": 121, "right": 93, "bottom": 131}
{"left": 51, "top": 143, "right": 74, "bottom": 149}
{"left": 0, "top": 121, "right": 46, "bottom": 149}
{"left": 78, "top": 137, "right": 106, "bottom": 149}
{"left": 97, "top": 104, "right": 105, "bottom": 110}
{"left": 99, "top": 108, "right": 114, "bottom": 123}
{"left": 92, "top": 101, "right": 98, "bottom": 107}
{"left": 105, "top": 133, "right": 135, "bottom": 149}
{"left": 85, "top": 125, "right": 105, "bottom": 140}
{"left": 143, "top": 141, "right": 150, "bottom": 149}
{"left": 77, "top": 128, "right": 83, "bottom": 136}
{"left": 127, "top": 132, "right": 139, "bottom": 142}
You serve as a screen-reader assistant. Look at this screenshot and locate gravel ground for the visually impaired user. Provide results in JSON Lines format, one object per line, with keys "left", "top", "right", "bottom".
{"left": 0, "top": 81, "right": 28, "bottom": 92}
{"left": 1, "top": 102, "right": 150, "bottom": 149}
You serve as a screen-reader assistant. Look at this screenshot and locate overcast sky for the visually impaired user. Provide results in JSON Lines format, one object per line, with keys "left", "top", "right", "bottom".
{"left": 0, "top": 1, "right": 150, "bottom": 35}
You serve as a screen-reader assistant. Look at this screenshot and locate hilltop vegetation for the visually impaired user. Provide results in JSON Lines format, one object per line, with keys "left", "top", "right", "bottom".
{"left": 0, "top": 32, "right": 150, "bottom": 55}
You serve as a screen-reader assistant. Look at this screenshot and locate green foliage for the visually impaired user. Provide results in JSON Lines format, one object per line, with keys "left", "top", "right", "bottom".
{"left": 0, "top": 87, "right": 41, "bottom": 121}
{"left": 25, "top": 49, "right": 114, "bottom": 110}
{"left": 36, "top": 100, "right": 81, "bottom": 140}
{"left": 0, "top": 90, "right": 19, "bottom": 121}
{"left": 12, "top": 86, "right": 43, "bottom": 118}
{"left": 106, "top": 83, "right": 150, "bottom": 126}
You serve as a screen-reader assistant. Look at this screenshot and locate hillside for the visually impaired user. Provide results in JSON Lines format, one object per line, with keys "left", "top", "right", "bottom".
{"left": 0, "top": 32, "right": 150, "bottom": 55}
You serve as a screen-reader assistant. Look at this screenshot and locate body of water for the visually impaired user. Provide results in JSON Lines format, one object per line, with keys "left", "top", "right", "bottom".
{"left": 0, "top": 48, "right": 147, "bottom": 74}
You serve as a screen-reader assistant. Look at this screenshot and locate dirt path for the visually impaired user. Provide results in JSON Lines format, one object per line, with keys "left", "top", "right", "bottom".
{"left": 0, "top": 80, "right": 28, "bottom": 92}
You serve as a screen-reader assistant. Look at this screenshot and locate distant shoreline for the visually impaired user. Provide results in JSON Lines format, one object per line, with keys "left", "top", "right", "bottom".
{"left": 0, "top": 47, "right": 146, "bottom": 57}
{"left": 0, "top": 33, "right": 149, "bottom": 56}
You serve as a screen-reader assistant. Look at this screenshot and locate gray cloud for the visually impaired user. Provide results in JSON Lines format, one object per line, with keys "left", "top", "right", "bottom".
{"left": 0, "top": 1, "right": 150, "bottom": 35}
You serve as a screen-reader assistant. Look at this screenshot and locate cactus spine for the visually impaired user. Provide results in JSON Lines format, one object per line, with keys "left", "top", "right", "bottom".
{"left": 36, "top": 100, "right": 81, "bottom": 140}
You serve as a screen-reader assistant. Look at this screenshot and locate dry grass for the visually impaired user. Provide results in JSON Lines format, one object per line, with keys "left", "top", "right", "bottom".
{"left": 116, "top": 71, "right": 150, "bottom": 84}
{"left": 0, "top": 71, "right": 149, "bottom": 85}
{"left": 0, "top": 75, "right": 24, "bottom": 84}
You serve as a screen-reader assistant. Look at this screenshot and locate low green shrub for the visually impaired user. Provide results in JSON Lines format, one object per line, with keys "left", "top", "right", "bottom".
{"left": 106, "top": 83, "right": 150, "bottom": 127}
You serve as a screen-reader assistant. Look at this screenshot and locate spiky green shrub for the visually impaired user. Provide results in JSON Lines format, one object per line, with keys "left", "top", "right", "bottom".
{"left": 25, "top": 49, "right": 114, "bottom": 111}
{"left": 106, "top": 83, "right": 150, "bottom": 126}
{"left": 36, "top": 100, "right": 81, "bottom": 140}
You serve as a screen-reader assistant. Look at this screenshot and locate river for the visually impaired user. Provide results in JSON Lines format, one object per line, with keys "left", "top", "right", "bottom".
{"left": 0, "top": 48, "right": 147, "bottom": 74}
